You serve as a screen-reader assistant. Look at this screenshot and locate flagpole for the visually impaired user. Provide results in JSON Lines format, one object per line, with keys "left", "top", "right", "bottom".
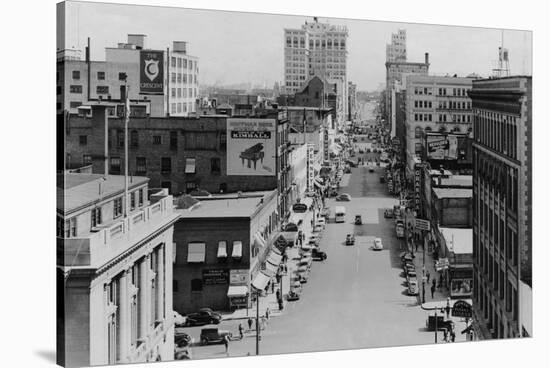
{"left": 124, "top": 80, "right": 130, "bottom": 219}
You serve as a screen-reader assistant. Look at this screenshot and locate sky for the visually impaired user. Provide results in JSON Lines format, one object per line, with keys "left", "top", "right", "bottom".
{"left": 60, "top": 1, "right": 532, "bottom": 91}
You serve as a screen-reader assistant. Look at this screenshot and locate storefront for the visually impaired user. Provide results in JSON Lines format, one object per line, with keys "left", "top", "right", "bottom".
{"left": 227, "top": 270, "right": 249, "bottom": 309}
{"left": 449, "top": 264, "right": 473, "bottom": 298}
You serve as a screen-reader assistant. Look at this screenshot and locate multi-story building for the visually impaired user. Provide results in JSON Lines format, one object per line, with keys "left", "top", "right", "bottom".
{"left": 404, "top": 75, "right": 474, "bottom": 176}
{"left": 385, "top": 52, "right": 429, "bottom": 123}
{"left": 57, "top": 173, "right": 179, "bottom": 366}
{"left": 469, "top": 76, "right": 532, "bottom": 339}
{"left": 57, "top": 34, "right": 199, "bottom": 117}
{"left": 173, "top": 191, "right": 278, "bottom": 313}
{"left": 283, "top": 18, "right": 348, "bottom": 121}
{"left": 348, "top": 81, "right": 357, "bottom": 121}
{"left": 386, "top": 29, "right": 407, "bottom": 62}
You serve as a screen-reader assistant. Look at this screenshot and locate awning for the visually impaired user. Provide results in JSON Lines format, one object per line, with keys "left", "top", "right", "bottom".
{"left": 267, "top": 251, "right": 282, "bottom": 266}
{"left": 185, "top": 158, "right": 196, "bottom": 174}
{"left": 187, "top": 242, "right": 205, "bottom": 263}
{"left": 314, "top": 181, "right": 323, "bottom": 189}
{"left": 227, "top": 285, "right": 249, "bottom": 297}
{"left": 217, "top": 241, "right": 227, "bottom": 258}
{"left": 265, "top": 261, "right": 279, "bottom": 275}
{"left": 232, "top": 241, "right": 242, "bottom": 258}
{"left": 252, "top": 271, "right": 271, "bottom": 291}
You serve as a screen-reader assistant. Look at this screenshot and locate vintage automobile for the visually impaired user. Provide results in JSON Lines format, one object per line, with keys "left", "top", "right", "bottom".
{"left": 369, "top": 167, "right": 375, "bottom": 173}
{"left": 200, "top": 328, "right": 232, "bottom": 345}
{"left": 312, "top": 248, "right": 327, "bottom": 261}
{"left": 184, "top": 308, "right": 222, "bottom": 326}
{"left": 373, "top": 237, "right": 383, "bottom": 250}
{"left": 407, "top": 280, "right": 419, "bottom": 296}
{"left": 384, "top": 209, "right": 394, "bottom": 218}
{"left": 336, "top": 193, "right": 351, "bottom": 202}
{"left": 174, "top": 329, "right": 193, "bottom": 348}
{"left": 354, "top": 215, "right": 362, "bottom": 225}
{"left": 287, "top": 289, "right": 301, "bottom": 301}
{"left": 345, "top": 234, "right": 355, "bottom": 246}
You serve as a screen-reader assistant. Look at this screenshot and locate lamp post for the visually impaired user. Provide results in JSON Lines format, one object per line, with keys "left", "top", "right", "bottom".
{"left": 256, "top": 289, "right": 260, "bottom": 355}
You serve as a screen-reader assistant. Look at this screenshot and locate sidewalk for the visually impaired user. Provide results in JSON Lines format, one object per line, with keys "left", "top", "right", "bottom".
{"left": 221, "top": 202, "right": 320, "bottom": 322}
{"left": 410, "top": 241, "right": 473, "bottom": 343}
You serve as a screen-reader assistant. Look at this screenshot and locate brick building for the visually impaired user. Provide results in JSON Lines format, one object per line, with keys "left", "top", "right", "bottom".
{"left": 172, "top": 191, "right": 278, "bottom": 313}
{"left": 470, "top": 76, "right": 532, "bottom": 339}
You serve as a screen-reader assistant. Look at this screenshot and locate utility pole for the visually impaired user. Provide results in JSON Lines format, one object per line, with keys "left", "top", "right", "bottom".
{"left": 123, "top": 75, "right": 130, "bottom": 219}
{"left": 256, "top": 290, "right": 260, "bottom": 355}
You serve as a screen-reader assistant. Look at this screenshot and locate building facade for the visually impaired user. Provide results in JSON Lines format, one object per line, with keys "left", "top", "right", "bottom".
{"left": 386, "top": 29, "right": 407, "bottom": 63}
{"left": 57, "top": 35, "right": 199, "bottom": 117}
{"left": 283, "top": 18, "right": 348, "bottom": 121}
{"left": 57, "top": 174, "right": 179, "bottom": 366}
{"left": 172, "top": 191, "right": 278, "bottom": 313}
{"left": 404, "top": 75, "right": 474, "bottom": 175}
{"left": 470, "top": 76, "right": 532, "bottom": 339}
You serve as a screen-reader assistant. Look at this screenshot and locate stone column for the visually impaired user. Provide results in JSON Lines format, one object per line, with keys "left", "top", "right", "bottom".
{"left": 140, "top": 256, "right": 149, "bottom": 343}
{"left": 157, "top": 245, "right": 165, "bottom": 322}
{"left": 118, "top": 269, "right": 130, "bottom": 363}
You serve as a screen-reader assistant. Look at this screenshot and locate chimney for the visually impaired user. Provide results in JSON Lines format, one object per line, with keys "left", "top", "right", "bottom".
{"left": 425, "top": 53, "right": 429, "bottom": 65}
{"left": 91, "top": 105, "right": 109, "bottom": 175}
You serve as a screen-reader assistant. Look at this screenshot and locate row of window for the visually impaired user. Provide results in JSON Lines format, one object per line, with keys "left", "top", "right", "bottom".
{"left": 286, "top": 37, "right": 346, "bottom": 50}
{"left": 69, "top": 85, "right": 121, "bottom": 95}
{"left": 72, "top": 70, "right": 127, "bottom": 82}
{"left": 473, "top": 109, "right": 518, "bottom": 160}
{"left": 170, "top": 87, "right": 197, "bottom": 99}
{"left": 170, "top": 56, "right": 196, "bottom": 71}
{"left": 413, "top": 87, "right": 471, "bottom": 96}
{"left": 438, "top": 100, "right": 471, "bottom": 110}
{"left": 170, "top": 72, "right": 198, "bottom": 85}
{"left": 170, "top": 102, "right": 195, "bottom": 114}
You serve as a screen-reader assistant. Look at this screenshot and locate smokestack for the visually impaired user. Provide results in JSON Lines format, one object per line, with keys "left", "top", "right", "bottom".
{"left": 425, "top": 53, "right": 429, "bottom": 65}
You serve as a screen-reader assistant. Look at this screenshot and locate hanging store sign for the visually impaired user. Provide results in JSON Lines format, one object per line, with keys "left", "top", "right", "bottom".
{"left": 307, "top": 143, "right": 315, "bottom": 192}
{"left": 451, "top": 300, "right": 473, "bottom": 318}
{"left": 139, "top": 50, "right": 164, "bottom": 94}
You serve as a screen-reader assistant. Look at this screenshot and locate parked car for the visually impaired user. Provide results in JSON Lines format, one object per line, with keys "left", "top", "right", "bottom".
{"left": 174, "top": 311, "right": 187, "bottom": 327}
{"left": 346, "top": 234, "right": 355, "bottom": 245}
{"left": 185, "top": 308, "right": 222, "bottom": 326}
{"left": 379, "top": 176, "right": 386, "bottom": 183}
{"left": 336, "top": 193, "right": 351, "bottom": 201}
{"left": 312, "top": 248, "right": 327, "bottom": 261}
{"left": 358, "top": 149, "right": 365, "bottom": 154}
{"left": 406, "top": 270, "right": 417, "bottom": 282}
{"left": 373, "top": 237, "right": 383, "bottom": 250}
{"left": 369, "top": 167, "right": 375, "bottom": 173}
{"left": 384, "top": 209, "right": 394, "bottom": 218}
{"left": 287, "top": 289, "right": 301, "bottom": 301}
{"left": 403, "top": 262, "right": 415, "bottom": 274}
{"left": 174, "top": 329, "right": 193, "bottom": 348}
{"left": 200, "top": 328, "right": 232, "bottom": 345}
{"left": 354, "top": 215, "right": 362, "bottom": 225}
{"left": 407, "top": 280, "right": 419, "bottom": 295}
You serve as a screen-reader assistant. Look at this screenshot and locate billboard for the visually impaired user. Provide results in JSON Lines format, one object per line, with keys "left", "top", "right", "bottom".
{"left": 426, "top": 134, "right": 458, "bottom": 160}
{"left": 227, "top": 118, "right": 276, "bottom": 176}
{"left": 139, "top": 50, "right": 164, "bottom": 94}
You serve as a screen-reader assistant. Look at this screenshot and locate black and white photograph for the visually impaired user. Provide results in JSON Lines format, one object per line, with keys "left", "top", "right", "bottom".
{"left": 53, "top": 1, "right": 535, "bottom": 366}
{"left": 4, "top": 1, "right": 546, "bottom": 368}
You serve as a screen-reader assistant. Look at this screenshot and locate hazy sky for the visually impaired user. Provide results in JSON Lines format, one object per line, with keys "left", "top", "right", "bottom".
{"left": 60, "top": 1, "right": 532, "bottom": 91}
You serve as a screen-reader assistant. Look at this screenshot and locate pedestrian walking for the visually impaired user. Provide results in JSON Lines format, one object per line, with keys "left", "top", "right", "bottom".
{"left": 223, "top": 335, "right": 229, "bottom": 354}
{"left": 445, "top": 298, "right": 451, "bottom": 318}
{"left": 247, "top": 317, "right": 253, "bottom": 331}
{"left": 450, "top": 330, "right": 456, "bottom": 343}
{"left": 430, "top": 284, "right": 435, "bottom": 299}
{"left": 426, "top": 270, "right": 431, "bottom": 283}
{"left": 238, "top": 323, "right": 244, "bottom": 339}
{"left": 443, "top": 329, "right": 449, "bottom": 343}
{"left": 276, "top": 289, "right": 281, "bottom": 301}
{"left": 265, "top": 307, "right": 270, "bottom": 321}
{"left": 271, "top": 281, "right": 275, "bottom": 294}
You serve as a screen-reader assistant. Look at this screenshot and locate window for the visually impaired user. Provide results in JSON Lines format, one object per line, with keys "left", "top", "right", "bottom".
{"left": 153, "top": 135, "right": 162, "bottom": 145}
{"left": 171, "top": 73, "right": 176, "bottom": 83}
{"left": 211, "top": 158, "right": 221, "bottom": 174}
{"left": 130, "top": 191, "right": 135, "bottom": 210}
{"left": 415, "top": 127, "right": 422, "bottom": 138}
{"left": 130, "top": 130, "right": 139, "bottom": 148}
{"left": 220, "top": 132, "right": 227, "bottom": 150}
{"left": 161, "top": 157, "right": 171, "bottom": 173}
{"left": 72, "top": 70, "right": 80, "bottom": 79}
{"left": 110, "top": 157, "right": 121, "bottom": 175}
{"left": 191, "top": 279, "right": 203, "bottom": 292}
{"left": 79, "top": 135, "right": 87, "bottom": 145}
{"left": 70, "top": 85, "right": 82, "bottom": 94}
{"left": 113, "top": 197, "right": 123, "bottom": 218}
{"left": 91, "top": 207, "right": 102, "bottom": 228}
{"left": 138, "top": 188, "right": 144, "bottom": 206}
{"left": 183, "top": 59, "right": 188, "bottom": 69}
{"left": 185, "top": 182, "right": 197, "bottom": 193}
{"left": 171, "top": 88, "right": 176, "bottom": 98}
{"left": 97, "top": 71, "right": 105, "bottom": 80}
{"left": 168, "top": 131, "right": 178, "bottom": 150}
{"left": 97, "top": 86, "right": 109, "bottom": 94}
{"left": 118, "top": 72, "right": 126, "bottom": 81}
{"left": 82, "top": 154, "right": 92, "bottom": 165}
{"left": 136, "top": 157, "right": 146, "bottom": 175}
{"left": 171, "top": 57, "right": 176, "bottom": 67}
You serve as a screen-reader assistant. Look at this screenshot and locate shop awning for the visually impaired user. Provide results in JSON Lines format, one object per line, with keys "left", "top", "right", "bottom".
{"left": 217, "top": 241, "right": 227, "bottom": 258}
{"left": 232, "top": 241, "right": 242, "bottom": 259}
{"left": 267, "top": 251, "right": 282, "bottom": 266}
{"left": 187, "top": 242, "right": 205, "bottom": 263}
{"left": 265, "top": 261, "right": 279, "bottom": 275}
{"left": 227, "top": 285, "right": 249, "bottom": 297}
{"left": 185, "top": 158, "right": 196, "bottom": 174}
{"left": 251, "top": 271, "right": 271, "bottom": 291}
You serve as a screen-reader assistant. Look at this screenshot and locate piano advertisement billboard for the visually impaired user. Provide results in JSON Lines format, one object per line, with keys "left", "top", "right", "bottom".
{"left": 227, "top": 118, "right": 276, "bottom": 176}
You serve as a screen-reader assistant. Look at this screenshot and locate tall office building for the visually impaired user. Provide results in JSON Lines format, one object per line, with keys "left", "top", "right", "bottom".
{"left": 470, "top": 76, "right": 532, "bottom": 339}
{"left": 283, "top": 18, "right": 348, "bottom": 121}
{"left": 386, "top": 29, "right": 407, "bottom": 62}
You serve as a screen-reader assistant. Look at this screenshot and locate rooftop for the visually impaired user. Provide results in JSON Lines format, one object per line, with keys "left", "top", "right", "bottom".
{"left": 176, "top": 190, "right": 276, "bottom": 219}
{"left": 57, "top": 173, "right": 148, "bottom": 214}
{"left": 440, "top": 175, "right": 473, "bottom": 187}
{"left": 440, "top": 227, "right": 472, "bottom": 254}
{"left": 433, "top": 187, "right": 472, "bottom": 199}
